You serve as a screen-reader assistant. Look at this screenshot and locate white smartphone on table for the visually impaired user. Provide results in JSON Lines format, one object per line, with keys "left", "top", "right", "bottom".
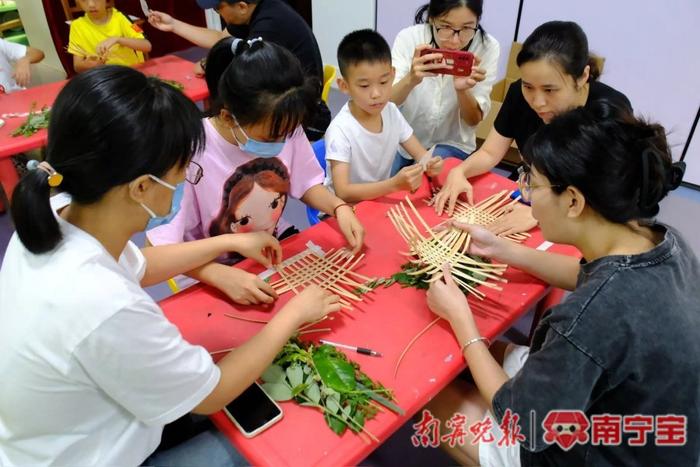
{"left": 223, "top": 381, "right": 283, "bottom": 438}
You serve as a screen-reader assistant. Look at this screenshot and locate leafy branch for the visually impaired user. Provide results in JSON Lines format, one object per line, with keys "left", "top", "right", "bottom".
{"left": 11, "top": 104, "right": 50, "bottom": 138}
{"left": 260, "top": 339, "right": 404, "bottom": 439}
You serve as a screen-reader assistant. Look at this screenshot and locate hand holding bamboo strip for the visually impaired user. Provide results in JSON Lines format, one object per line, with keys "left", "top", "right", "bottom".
{"left": 268, "top": 247, "right": 377, "bottom": 309}
{"left": 388, "top": 196, "right": 508, "bottom": 300}
{"left": 430, "top": 190, "right": 532, "bottom": 242}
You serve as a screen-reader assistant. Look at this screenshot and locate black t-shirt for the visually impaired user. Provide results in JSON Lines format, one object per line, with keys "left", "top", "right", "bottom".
{"left": 226, "top": 0, "right": 324, "bottom": 86}
{"left": 494, "top": 79, "right": 632, "bottom": 151}
{"left": 492, "top": 226, "right": 700, "bottom": 467}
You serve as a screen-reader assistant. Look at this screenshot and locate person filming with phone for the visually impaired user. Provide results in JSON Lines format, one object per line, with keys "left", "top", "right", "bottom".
{"left": 390, "top": 0, "right": 500, "bottom": 172}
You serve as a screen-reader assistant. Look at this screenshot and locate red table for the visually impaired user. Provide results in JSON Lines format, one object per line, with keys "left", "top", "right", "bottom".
{"left": 0, "top": 55, "right": 208, "bottom": 210}
{"left": 159, "top": 162, "right": 580, "bottom": 466}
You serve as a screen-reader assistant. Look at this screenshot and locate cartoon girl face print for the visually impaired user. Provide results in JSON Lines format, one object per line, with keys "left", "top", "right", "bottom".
{"left": 209, "top": 157, "right": 291, "bottom": 238}
{"left": 229, "top": 182, "right": 287, "bottom": 234}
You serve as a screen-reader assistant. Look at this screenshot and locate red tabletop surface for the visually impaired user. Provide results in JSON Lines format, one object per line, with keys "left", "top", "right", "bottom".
{"left": 0, "top": 55, "right": 208, "bottom": 160}
{"left": 159, "top": 160, "right": 580, "bottom": 466}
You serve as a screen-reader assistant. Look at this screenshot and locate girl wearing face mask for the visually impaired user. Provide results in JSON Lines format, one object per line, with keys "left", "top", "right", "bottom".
{"left": 391, "top": 0, "right": 500, "bottom": 167}
{"left": 424, "top": 102, "right": 697, "bottom": 467}
{"left": 0, "top": 66, "right": 340, "bottom": 465}
{"left": 147, "top": 38, "right": 365, "bottom": 306}
{"left": 434, "top": 21, "right": 631, "bottom": 234}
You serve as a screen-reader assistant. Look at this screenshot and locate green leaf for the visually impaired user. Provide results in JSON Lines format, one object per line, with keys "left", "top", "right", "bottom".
{"left": 353, "top": 410, "right": 366, "bottom": 429}
{"left": 291, "top": 383, "right": 308, "bottom": 397}
{"left": 286, "top": 365, "right": 304, "bottom": 387}
{"left": 326, "top": 393, "right": 341, "bottom": 414}
{"left": 313, "top": 348, "right": 357, "bottom": 393}
{"left": 324, "top": 412, "right": 348, "bottom": 435}
{"left": 304, "top": 382, "right": 322, "bottom": 404}
{"left": 357, "top": 383, "right": 405, "bottom": 415}
{"left": 261, "top": 364, "right": 286, "bottom": 384}
{"left": 261, "top": 382, "right": 293, "bottom": 401}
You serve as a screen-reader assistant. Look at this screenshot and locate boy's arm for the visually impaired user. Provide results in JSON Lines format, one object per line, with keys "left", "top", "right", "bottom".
{"left": 400, "top": 134, "right": 444, "bottom": 177}
{"left": 329, "top": 160, "right": 411, "bottom": 203}
{"left": 12, "top": 46, "right": 44, "bottom": 87}
{"left": 115, "top": 37, "right": 152, "bottom": 53}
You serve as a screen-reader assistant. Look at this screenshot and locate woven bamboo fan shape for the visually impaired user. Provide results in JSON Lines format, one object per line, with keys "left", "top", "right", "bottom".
{"left": 269, "top": 248, "right": 377, "bottom": 310}
{"left": 432, "top": 190, "right": 531, "bottom": 243}
{"left": 388, "top": 196, "right": 508, "bottom": 300}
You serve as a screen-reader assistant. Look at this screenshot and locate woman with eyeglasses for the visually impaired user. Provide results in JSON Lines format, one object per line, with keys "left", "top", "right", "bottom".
{"left": 433, "top": 21, "right": 631, "bottom": 237}
{"left": 424, "top": 101, "right": 698, "bottom": 467}
{"left": 0, "top": 66, "right": 340, "bottom": 465}
{"left": 391, "top": 0, "right": 500, "bottom": 167}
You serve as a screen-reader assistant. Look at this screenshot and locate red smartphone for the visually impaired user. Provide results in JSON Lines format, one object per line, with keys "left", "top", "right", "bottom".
{"left": 420, "top": 48, "right": 474, "bottom": 77}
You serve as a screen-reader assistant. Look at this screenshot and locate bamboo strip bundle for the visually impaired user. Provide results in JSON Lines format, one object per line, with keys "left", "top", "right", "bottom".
{"left": 388, "top": 196, "right": 508, "bottom": 300}
{"left": 268, "top": 247, "right": 377, "bottom": 309}
{"left": 431, "top": 190, "right": 532, "bottom": 242}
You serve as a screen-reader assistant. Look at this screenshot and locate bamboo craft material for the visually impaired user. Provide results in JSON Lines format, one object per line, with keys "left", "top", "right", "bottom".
{"left": 387, "top": 196, "right": 508, "bottom": 300}
{"left": 268, "top": 247, "right": 377, "bottom": 310}
{"left": 432, "top": 190, "right": 531, "bottom": 243}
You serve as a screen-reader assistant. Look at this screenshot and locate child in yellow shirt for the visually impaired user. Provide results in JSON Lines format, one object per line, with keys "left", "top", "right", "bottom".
{"left": 68, "top": 0, "right": 151, "bottom": 73}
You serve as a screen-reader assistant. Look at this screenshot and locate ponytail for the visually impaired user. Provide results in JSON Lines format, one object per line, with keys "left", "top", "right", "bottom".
{"left": 11, "top": 169, "right": 61, "bottom": 254}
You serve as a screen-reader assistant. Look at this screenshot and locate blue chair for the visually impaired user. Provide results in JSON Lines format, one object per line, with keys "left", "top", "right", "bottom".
{"left": 306, "top": 139, "right": 327, "bottom": 226}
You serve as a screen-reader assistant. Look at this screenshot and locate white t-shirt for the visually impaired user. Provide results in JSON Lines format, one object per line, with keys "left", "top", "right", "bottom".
{"left": 324, "top": 102, "right": 413, "bottom": 191}
{"left": 0, "top": 198, "right": 220, "bottom": 466}
{"left": 392, "top": 24, "right": 500, "bottom": 156}
{"left": 0, "top": 38, "right": 27, "bottom": 94}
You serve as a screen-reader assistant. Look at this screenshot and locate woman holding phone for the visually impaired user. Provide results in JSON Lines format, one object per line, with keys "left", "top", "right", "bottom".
{"left": 391, "top": 0, "right": 500, "bottom": 168}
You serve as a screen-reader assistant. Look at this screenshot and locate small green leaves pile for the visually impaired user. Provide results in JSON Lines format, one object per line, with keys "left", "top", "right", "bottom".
{"left": 11, "top": 105, "right": 50, "bottom": 138}
{"left": 354, "top": 260, "right": 488, "bottom": 295}
{"left": 261, "top": 340, "right": 404, "bottom": 438}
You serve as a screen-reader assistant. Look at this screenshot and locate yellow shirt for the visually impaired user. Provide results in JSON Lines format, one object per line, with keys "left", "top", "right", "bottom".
{"left": 68, "top": 9, "right": 145, "bottom": 67}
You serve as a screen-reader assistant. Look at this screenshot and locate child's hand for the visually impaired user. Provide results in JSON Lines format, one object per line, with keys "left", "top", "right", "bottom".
{"left": 229, "top": 232, "right": 282, "bottom": 267}
{"left": 392, "top": 164, "right": 424, "bottom": 192}
{"left": 425, "top": 156, "right": 444, "bottom": 177}
{"left": 215, "top": 267, "right": 279, "bottom": 306}
{"left": 96, "top": 37, "right": 119, "bottom": 58}
{"left": 12, "top": 57, "right": 31, "bottom": 88}
{"left": 283, "top": 285, "right": 341, "bottom": 326}
{"left": 335, "top": 204, "right": 364, "bottom": 255}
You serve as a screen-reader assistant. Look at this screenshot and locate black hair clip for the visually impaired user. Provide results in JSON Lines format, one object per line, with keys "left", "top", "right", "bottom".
{"left": 667, "top": 161, "right": 686, "bottom": 190}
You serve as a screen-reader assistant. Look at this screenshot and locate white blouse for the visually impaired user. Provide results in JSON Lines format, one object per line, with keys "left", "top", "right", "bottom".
{"left": 392, "top": 24, "right": 500, "bottom": 156}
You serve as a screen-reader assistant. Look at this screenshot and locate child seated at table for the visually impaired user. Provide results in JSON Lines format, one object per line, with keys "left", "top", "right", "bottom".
{"left": 324, "top": 29, "right": 443, "bottom": 203}
{"left": 0, "top": 38, "right": 44, "bottom": 94}
{"left": 68, "top": 0, "right": 151, "bottom": 73}
{"left": 146, "top": 37, "right": 365, "bottom": 306}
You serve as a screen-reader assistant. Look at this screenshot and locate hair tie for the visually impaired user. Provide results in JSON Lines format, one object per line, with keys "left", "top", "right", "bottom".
{"left": 230, "top": 38, "right": 244, "bottom": 54}
{"left": 667, "top": 161, "right": 686, "bottom": 191}
{"left": 247, "top": 37, "right": 263, "bottom": 46}
{"left": 27, "top": 160, "right": 63, "bottom": 187}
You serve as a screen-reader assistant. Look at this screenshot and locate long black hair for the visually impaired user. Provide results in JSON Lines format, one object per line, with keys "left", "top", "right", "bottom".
{"left": 210, "top": 38, "right": 318, "bottom": 139}
{"left": 517, "top": 21, "right": 601, "bottom": 83}
{"left": 11, "top": 66, "right": 205, "bottom": 254}
{"left": 415, "top": 0, "right": 487, "bottom": 44}
{"left": 522, "top": 100, "right": 685, "bottom": 222}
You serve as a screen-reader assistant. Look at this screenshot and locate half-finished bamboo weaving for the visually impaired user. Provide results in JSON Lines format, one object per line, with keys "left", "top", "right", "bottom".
{"left": 269, "top": 248, "right": 377, "bottom": 310}
{"left": 388, "top": 196, "right": 507, "bottom": 300}
{"left": 433, "top": 190, "right": 531, "bottom": 243}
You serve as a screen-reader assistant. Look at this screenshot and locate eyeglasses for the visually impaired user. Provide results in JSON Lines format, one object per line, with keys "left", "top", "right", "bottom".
{"left": 185, "top": 160, "right": 204, "bottom": 185}
{"left": 517, "top": 166, "right": 560, "bottom": 203}
{"left": 433, "top": 24, "right": 478, "bottom": 42}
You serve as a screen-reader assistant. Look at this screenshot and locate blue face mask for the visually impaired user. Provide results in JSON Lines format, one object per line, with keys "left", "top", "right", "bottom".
{"left": 230, "top": 120, "right": 286, "bottom": 158}
{"left": 140, "top": 175, "right": 185, "bottom": 231}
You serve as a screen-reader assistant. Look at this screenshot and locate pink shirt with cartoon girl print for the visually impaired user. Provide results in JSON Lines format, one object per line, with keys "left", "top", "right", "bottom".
{"left": 147, "top": 118, "right": 324, "bottom": 248}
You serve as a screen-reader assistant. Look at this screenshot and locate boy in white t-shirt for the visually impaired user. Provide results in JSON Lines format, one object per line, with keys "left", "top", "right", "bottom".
{"left": 324, "top": 29, "right": 443, "bottom": 203}
{"left": 0, "top": 38, "right": 44, "bottom": 94}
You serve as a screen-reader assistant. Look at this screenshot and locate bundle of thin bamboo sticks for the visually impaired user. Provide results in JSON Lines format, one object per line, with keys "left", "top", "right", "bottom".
{"left": 432, "top": 190, "right": 531, "bottom": 243}
{"left": 388, "top": 196, "right": 507, "bottom": 300}
{"left": 269, "top": 248, "right": 377, "bottom": 310}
